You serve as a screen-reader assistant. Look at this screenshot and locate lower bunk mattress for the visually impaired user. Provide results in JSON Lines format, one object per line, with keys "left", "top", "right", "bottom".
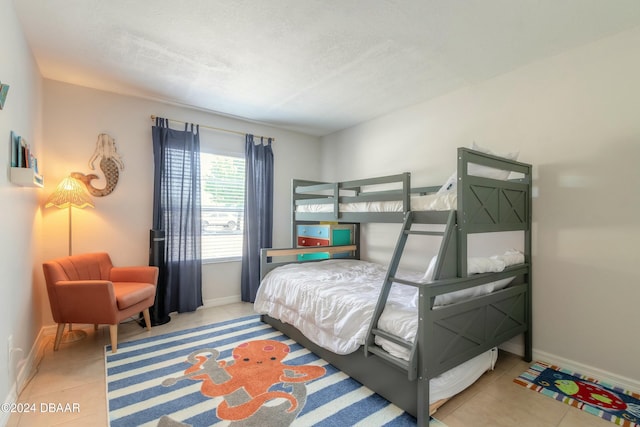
{"left": 254, "top": 259, "right": 509, "bottom": 404}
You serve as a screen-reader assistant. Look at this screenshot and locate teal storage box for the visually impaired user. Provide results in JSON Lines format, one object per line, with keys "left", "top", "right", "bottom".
{"left": 297, "top": 224, "right": 354, "bottom": 260}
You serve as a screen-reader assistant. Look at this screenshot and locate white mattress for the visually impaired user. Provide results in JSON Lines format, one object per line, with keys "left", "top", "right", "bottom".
{"left": 255, "top": 254, "right": 521, "bottom": 356}
{"left": 254, "top": 259, "right": 506, "bottom": 404}
{"left": 296, "top": 193, "right": 458, "bottom": 213}
{"left": 255, "top": 259, "right": 419, "bottom": 355}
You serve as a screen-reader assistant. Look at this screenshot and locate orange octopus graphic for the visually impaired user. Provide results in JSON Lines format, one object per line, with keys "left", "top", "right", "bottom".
{"left": 162, "top": 340, "right": 326, "bottom": 423}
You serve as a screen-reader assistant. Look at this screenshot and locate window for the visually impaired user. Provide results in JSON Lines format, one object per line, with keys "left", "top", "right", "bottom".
{"left": 200, "top": 152, "right": 245, "bottom": 262}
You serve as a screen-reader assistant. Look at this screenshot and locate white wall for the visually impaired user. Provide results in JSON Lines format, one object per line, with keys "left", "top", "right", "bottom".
{"left": 0, "top": 0, "right": 44, "bottom": 417}
{"left": 41, "top": 80, "right": 322, "bottom": 313}
{"left": 321, "top": 27, "right": 640, "bottom": 387}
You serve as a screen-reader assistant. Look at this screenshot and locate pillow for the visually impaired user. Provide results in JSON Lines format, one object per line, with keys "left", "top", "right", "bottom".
{"left": 418, "top": 249, "right": 524, "bottom": 307}
{"left": 468, "top": 142, "right": 519, "bottom": 180}
{"left": 421, "top": 250, "right": 523, "bottom": 282}
{"left": 437, "top": 171, "right": 458, "bottom": 194}
{"left": 467, "top": 257, "right": 505, "bottom": 274}
{"left": 491, "top": 249, "right": 525, "bottom": 267}
{"left": 434, "top": 276, "right": 515, "bottom": 307}
{"left": 419, "top": 255, "right": 438, "bottom": 283}
{"left": 437, "top": 143, "right": 519, "bottom": 194}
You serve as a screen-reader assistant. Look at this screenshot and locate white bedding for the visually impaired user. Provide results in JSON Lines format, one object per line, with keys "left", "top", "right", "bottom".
{"left": 255, "top": 254, "right": 522, "bottom": 356}
{"left": 296, "top": 193, "right": 458, "bottom": 213}
{"left": 255, "top": 259, "right": 420, "bottom": 355}
{"left": 254, "top": 258, "right": 507, "bottom": 404}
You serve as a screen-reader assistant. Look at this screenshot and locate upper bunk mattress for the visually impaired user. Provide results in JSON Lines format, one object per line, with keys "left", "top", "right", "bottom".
{"left": 296, "top": 193, "right": 457, "bottom": 213}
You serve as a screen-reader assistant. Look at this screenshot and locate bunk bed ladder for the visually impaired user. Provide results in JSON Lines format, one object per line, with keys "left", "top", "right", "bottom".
{"left": 364, "top": 210, "right": 457, "bottom": 381}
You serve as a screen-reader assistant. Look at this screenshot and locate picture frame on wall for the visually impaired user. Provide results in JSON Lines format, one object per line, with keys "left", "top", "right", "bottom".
{"left": 0, "top": 83, "right": 9, "bottom": 110}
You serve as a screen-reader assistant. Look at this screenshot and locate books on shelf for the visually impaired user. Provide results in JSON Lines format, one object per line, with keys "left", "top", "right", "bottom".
{"left": 8, "top": 130, "right": 43, "bottom": 187}
{"left": 10, "top": 130, "right": 39, "bottom": 172}
{"left": 11, "top": 131, "right": 19, "bottom": 167}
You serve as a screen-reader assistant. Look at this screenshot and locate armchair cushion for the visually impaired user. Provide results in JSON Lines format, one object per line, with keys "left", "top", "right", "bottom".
{"left": 114, "top": 282, "right": 156, "bottom": 310}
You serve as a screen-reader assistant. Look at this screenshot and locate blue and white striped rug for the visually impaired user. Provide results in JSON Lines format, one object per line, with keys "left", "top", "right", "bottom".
{"left": 105, "top": 315, "right": 446, "bottom": 427}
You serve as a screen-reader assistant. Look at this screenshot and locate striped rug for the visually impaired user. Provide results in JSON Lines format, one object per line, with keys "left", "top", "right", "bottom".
{"left": 105, "top": 315, "right": 442, "bottom": 426}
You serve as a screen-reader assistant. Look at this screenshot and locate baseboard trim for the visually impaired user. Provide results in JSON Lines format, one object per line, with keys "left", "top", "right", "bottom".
{"left": 15, "top": 328, "right": 48, "bottom": 395}
{"left": 202, "top": 295, "right": 242, "bottom": 308}
{"left": 500, "top": 340, "right": 640, "bottom": 394}
{"left": 1, "top": 326, "right": 49, "bottom": 426}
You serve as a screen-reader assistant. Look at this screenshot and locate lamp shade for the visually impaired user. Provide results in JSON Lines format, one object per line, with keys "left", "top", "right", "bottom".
{"left": 45, "top": 176, "right": 94, "bottom": 209}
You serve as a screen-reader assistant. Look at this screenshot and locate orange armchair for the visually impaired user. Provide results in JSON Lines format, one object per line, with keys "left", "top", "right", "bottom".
{"left": 42, "top": 252, "right": 159, "bottom": 353}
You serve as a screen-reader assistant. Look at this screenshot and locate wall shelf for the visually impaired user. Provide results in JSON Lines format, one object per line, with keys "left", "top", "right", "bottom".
{"left": 10, "top": 167, "right": 44, "bottom": 188}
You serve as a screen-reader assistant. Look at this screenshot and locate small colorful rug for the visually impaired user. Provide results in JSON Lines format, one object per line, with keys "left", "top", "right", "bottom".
{"left": 514, "top": 362, "right": 640, "bottom": 427}
{"left": 106, "top": 315, "right": 444, "bottom": 426}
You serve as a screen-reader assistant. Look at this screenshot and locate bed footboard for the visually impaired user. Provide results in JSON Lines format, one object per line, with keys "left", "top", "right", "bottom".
{"left": 420, "top": 276, "right": 529, "bottom": 378}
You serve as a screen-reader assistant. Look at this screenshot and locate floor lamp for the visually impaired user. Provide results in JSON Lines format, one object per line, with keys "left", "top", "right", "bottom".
{"left": 45, "top": 175, "right": 95, "bottom": 343}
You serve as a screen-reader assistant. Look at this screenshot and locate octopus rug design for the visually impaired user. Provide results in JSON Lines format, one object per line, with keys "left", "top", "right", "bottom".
{"left": 161, "top": 340, "right": 326, "bottom": 426}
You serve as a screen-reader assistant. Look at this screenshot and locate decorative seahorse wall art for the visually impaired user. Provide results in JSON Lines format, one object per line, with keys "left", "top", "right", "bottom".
{"left": 72, "top": 133, "right": 124, "bottom": 197}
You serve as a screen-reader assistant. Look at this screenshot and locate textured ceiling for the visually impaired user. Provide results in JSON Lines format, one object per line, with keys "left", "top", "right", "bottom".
{"left": 14, "top": 0, "right": 640, "bottom": 136}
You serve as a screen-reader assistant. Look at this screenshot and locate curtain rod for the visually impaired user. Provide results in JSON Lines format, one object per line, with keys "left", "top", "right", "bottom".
{"left": 150, "top": 115, "right": 275, "bottom": 141}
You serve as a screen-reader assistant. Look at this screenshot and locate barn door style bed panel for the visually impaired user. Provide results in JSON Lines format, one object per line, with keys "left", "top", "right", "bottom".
{"left": 257, "top": 147, "right": 532, "bottom": 427}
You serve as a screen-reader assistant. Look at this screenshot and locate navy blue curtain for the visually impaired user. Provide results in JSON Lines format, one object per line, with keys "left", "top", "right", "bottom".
{"left": 152, "top": 117, "right": 203, "bottom": 313}
{"left": 241, "top": 135, "right": 274, "bottom": 302}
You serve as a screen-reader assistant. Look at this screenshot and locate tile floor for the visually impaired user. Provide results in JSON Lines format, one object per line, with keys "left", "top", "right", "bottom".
{"left": 6, "top": 303, "right": 612, "bottom": 427}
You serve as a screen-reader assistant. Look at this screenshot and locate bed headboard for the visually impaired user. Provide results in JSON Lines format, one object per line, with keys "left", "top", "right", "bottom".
{"left": 455, "top": 147, "right": 532, "bottom": 277}
{"left": 456, "top": 147, "right": 531, "bottom": 233}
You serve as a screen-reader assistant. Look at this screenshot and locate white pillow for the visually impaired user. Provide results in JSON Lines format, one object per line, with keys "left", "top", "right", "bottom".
{"left": 467, "top": 257, "right": 505, "bottom": 274}
{"left": 434, "top": 276, "right": 515, "bottom": 307}
{"left": 419, "top": 255, "right": 438, "bottom": 283}
{"left": 418, "top": 249, "right": 523, "bottom": 307}
{"left": 491, "top": 249, "right": 525, "bottom": 267}
{"left": 469, "top": 142, "right": 519, "bottom": 180}
{"left": 437, "top": 143, "right": 519, "bottom": 195}
{"left": 437, "top": 171, "right": 458, "bottom": 194}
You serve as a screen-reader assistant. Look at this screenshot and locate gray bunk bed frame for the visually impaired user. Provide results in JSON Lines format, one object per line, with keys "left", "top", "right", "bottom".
{"left": 259, "top": 147, "right": 532, "bottom": 427}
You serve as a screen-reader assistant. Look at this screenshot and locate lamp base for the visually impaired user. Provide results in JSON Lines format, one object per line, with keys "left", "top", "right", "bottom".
{"left": 60, "top": 329, "right": 87, "bottom": 344}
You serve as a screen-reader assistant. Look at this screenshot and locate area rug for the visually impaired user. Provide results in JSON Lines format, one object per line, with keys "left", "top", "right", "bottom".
{"left": 106, "top": 315, "right": 445, "bottom": 426}
{"left": 514, "top": 362, "right": 640, "bottom": 427}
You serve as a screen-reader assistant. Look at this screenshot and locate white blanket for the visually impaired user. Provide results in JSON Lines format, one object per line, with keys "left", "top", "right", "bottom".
{"left": 254, "top": 254, "right": 521, "bottom": 356}
{"left": 255, "top": 259, "right": 419, "bottom": 355}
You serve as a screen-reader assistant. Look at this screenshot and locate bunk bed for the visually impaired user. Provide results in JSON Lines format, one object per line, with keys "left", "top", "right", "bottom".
{"left": 255, "top": 147, "right": 532, "bottom": 427}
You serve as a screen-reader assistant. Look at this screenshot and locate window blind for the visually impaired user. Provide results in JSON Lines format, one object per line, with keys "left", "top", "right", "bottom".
{"left": 200, "top": 152, "right": 245, "bottom": 261}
